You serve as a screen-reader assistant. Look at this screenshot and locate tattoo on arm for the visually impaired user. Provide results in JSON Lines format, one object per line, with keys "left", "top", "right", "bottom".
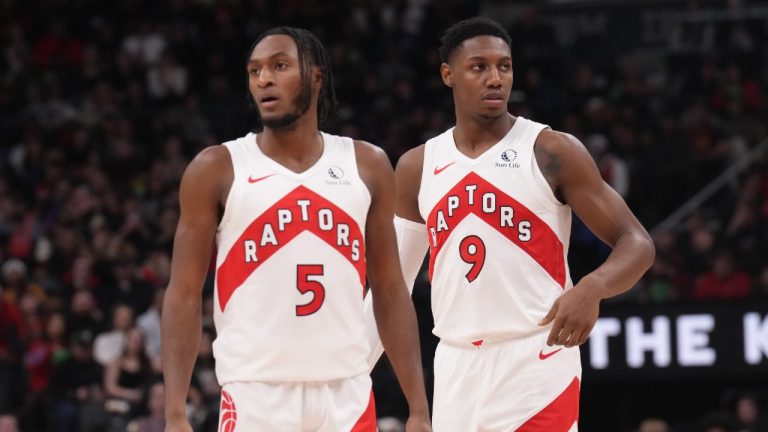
{"left": 534, "top": 142, "right": 564, "bottom": 202}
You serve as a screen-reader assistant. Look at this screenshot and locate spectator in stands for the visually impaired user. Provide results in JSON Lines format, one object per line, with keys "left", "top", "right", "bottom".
{"left": 638, "top": 417, "right": 670, "bottom": 432}
{"left": 693, "top": 251, "right": 752, "bottom": 300}
{"left": 22, "top": 312, "right": 62, "bottom": 395}
{"left": 103, "top": 328, "right": 154, "bottom": 432}
{"left": 700, "top": 411, "right": 738, "bottom": 432}
{"left": 732, "top": 392, "right": 768, "bottom": 432}
{"left": 49, "top": 330, "right": 105, "bottom": 432}
{"left": 187, "top": 327, "right": 219, "bottom": 431}
{"left": 126, "top": 381, "right": 165, "bottom": 432}
{"left": 146, "top": 52, "right": 188, "bottom": 100}
{"left": 585, "top": 133, "right": 630, "bottom": 197}
{"left": 756, "top": 266, "right": 768, "bottom": 300}
{"left": 20, "top": 311, "right": 68, "bottom": 429}
{"left": 0, "top": 261, "right": 27, "bottom": 413}
{"left": 45, "top": 312, "right": 70, "bottom": 365}
{"left": 66, "top": 290, "right": 103, "bottom": 337}
{"left": 92, "top": 303, "right": 133, "bottom": 367}
{"left": 0, "top": 413, "right": 19, "bottom": 432}
{"left": 136, "top": 288, "right": 163, "bottom": 372}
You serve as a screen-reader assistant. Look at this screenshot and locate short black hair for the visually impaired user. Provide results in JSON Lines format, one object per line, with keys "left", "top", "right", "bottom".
{"left": 438, "top": 17, "right": 512, "bottom": 63}
{"left": 246, "top": 27, "right": 338, "bottom": 129}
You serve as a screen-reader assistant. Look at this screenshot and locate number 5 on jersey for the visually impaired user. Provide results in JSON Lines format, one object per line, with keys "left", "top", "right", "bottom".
{"left": 459, "top": 235, "right": 486, "bottom": 283}
{"left": 296, "top": 265, "right": 325, "bottom": 316}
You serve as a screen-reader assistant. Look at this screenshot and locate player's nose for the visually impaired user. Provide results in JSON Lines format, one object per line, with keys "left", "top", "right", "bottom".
{"left": 487, "top": 67, "right": 503, "bottom": 87}
{"left": 256, "top": 69, "right": 275, "bottom": 88}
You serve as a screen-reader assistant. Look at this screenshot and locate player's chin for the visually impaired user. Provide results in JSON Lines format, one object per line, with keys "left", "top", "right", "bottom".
{"left": 487, "top": 106, "right": 507, "bottom": 114}
{"left": 260, "top": 112, "right": 281, "bottom": 121}
{"left": 258, "top": 104, "right": 283, "bottom": 116}
{"left": 260, "top": 111, "right": 290, "bottom": 125}
{"left": 478, "top": 109, "right": 507, "bottom": 120}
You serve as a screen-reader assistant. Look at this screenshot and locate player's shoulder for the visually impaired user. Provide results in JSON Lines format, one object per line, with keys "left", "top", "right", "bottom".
{"left": 187, "top": 144, "right": 232, "bottom": 175}
{"left": 395, "top": 144, "right": 425, "bottom": 176}
{"left": 534, "top": 128, "right": 596, "bottom": 188}
{"left": 351, "top": 139, "right": 393, "bottom": 194}
{"left": 181, "top": 144, "right": 233, "bottom": 196}
{"left": 352, "top": 139, "right": 388, "bottom": 162}
{"left": 535, "top": 129, "right": 586, "bottom": 156}
{"left": 352, "top": 139, "right": 392, "bottom": 176}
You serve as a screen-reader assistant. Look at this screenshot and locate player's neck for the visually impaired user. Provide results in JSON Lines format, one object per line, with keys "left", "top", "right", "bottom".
{"left": 257, "top": 116, "right": 324, "bottom": 172}
{"left": 453, "top": 113, "right": 516, "bottom": 153}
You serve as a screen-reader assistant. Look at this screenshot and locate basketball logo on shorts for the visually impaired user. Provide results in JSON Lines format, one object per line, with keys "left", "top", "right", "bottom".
{"left": 219, "top": 390, "right": 237, "bottom": 432}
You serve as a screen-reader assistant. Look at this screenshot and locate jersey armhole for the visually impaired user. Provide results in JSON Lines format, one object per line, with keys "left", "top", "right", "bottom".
{"left": 346, "top": 136, "right": 373, "bottom": 205}
{"left": 217, "top": 141, "right": 242, "bottom": 239}
{"left": 416, "top": 142, "right": 433, "bottom": 221}
{"left": 527, "top": 127, "right": 567, "bottom": 212}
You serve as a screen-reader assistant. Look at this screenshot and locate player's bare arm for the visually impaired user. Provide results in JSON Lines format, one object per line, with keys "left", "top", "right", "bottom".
{"left": 356, "top": 140, "right": 431, "bottom": 431}
{"left": 162, "top": 145, "right": 232, "bottom": 432}
{"left": 363, "top": 144, "right": 430, "bottom": 370}
{"left": 536, "top": 130, "right": 655, "bottom": 348}
{"left": 394, "top": 144, "right": 426, "bottom": 223}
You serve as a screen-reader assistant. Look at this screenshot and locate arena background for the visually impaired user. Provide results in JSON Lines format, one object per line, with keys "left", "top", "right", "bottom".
{"left": 1, "top": 0, "right": 767, "bottom": 431}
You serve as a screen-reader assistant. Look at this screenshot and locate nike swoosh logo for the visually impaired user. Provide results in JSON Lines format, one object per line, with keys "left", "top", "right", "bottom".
{"left": 248, "top": 174, "right": 275, "bottom": 184}
{"left": 539, "top": 348, "right": 563, "bottom": 360}
{"left": 433, "top": 162, "right": 455, "bottom": 175}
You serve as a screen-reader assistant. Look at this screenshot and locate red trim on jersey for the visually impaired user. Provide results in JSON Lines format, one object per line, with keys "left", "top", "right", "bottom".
{"left": 216, "top": 185, "right": 366, "bottom": 311}
{"left": 350, "top": 391, "right": 377, "bottom": 432}
{"left": 427, "top": 171, "right": 566, "bottom": 288}
{"left": 515, "top": 377, "right": 580, "bottom": 432}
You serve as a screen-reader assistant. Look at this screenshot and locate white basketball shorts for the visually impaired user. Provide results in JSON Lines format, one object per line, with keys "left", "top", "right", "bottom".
{"left": 433, "top": 331, "right": 581, "bottom": 431}
{"left": 217, "top": 373, "right": 376, "bottom": 432}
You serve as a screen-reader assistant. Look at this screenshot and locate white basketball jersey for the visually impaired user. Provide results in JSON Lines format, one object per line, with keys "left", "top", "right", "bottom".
{"left": 418, "top": 117, "right": 574, "bottom": 345}
{"left": 213, "top": 132, "right": 371, "bottom": 384}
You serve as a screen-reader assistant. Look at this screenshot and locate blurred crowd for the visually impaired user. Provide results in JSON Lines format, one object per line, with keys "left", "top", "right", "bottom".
{"left": 0, "top": 0, "right": 767, "bottom": 431}
{"left": 635, "top": 389, "right": 768, "bottom": 432}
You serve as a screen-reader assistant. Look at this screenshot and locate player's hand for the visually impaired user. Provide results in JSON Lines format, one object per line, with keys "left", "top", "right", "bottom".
{"left": 538, "top": 274, "right": 602, "bottom": 347}
{"left": 164, "top": 419, "right": 193, "bottom": 432}
{"left": 405, "top": 413, "right": 432, "bottom": 432}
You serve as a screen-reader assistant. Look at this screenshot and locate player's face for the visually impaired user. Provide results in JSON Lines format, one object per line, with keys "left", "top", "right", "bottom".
{"left": 248, "top": 34, "right": 314, "bottom": 130}
{"left": 442, "top": 36, "right": 513, "bottom": 120}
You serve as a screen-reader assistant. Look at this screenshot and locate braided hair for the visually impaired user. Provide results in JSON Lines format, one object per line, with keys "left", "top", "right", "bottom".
{"left": 247, "top": 27, "right": 338, "bottom": 130}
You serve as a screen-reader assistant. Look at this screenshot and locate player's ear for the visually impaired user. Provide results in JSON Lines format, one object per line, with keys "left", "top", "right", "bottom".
{"left": 440, "top": 63, "right": 453, "bottom": 88}
{"left": 311, "top": 65, "right": 323, "bottom": 92}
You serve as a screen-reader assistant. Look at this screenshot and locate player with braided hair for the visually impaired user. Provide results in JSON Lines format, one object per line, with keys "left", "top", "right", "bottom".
{"left": 163, "top": 27, "right": 431, "bottom": 432}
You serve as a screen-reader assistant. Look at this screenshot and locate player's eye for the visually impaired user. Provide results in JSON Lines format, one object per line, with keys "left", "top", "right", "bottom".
{"left": 500, "top": 63, "right": 511, "bottom": 71}
{"left": 275, "top": 62, "right": 288, "bottom": 71}
{"left": 249, "top": 67, "right": 260, "bottom": 76}
{"left": 472, "top": 63, "right": 486, "bottom": 71}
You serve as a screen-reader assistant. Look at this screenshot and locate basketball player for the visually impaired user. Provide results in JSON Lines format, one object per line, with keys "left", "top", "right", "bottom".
{"left": 162, "top": 27, "right": 431, "bottom": 432}
{"left": 365, "top": 17, "right": 655, "bottom": 431}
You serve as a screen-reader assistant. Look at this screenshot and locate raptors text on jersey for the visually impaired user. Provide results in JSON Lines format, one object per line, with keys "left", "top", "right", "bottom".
{"left": 419, "top": 117, "right": 574, "bottom": 345}
{"left": 213, "top": 132, "right": 371, "bottom": 383}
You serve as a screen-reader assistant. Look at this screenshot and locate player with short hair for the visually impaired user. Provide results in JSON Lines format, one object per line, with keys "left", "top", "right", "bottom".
{"left": 366, "top": 17, "right": 655, "bottom": 431}
{"left": 162, "top": 27, "right": 431, "bottom": 432}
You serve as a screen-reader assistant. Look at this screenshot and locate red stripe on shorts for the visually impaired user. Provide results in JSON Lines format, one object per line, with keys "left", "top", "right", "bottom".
{"left": 350, "top": 390, "right": 377, "bottom": 432}
{"left": 516, "top": 376, "right": 580, "bottom": 432}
